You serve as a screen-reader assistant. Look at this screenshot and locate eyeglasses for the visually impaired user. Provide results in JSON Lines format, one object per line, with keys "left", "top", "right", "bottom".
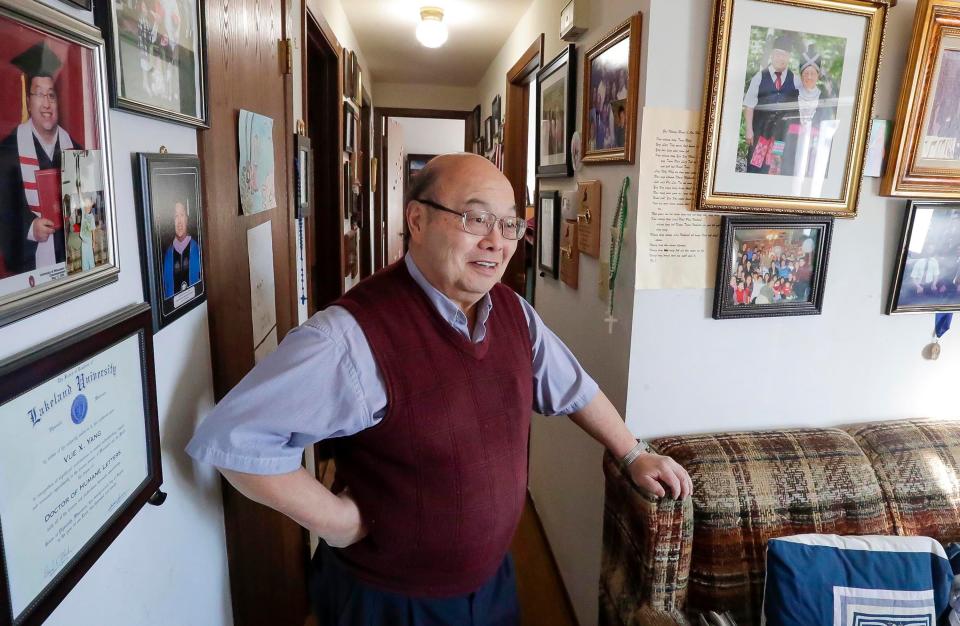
{"left": 29, "top": 91, "right": 58, "bottom": 104}
{"left": 416, "top": 198, "right": 526, "bottom": 240}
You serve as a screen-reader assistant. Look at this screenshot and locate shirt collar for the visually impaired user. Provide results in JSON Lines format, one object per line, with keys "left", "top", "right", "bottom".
{"left": 403, "top": 254, "right": 493, "bottom": 343}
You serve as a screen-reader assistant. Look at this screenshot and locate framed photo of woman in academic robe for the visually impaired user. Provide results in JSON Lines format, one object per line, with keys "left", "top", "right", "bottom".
{"left": 696, "top": 0, "right": 888, "bottom": 217}
{"left": 95, "top": 0, "right": 208, "bottom": 128}
{"left": 881, "top": 0, "right": 960, "bottom": 198}
{"left": 0, "top": 1, "right": 119, "bottom": 328}
{"left": 134, "top": 152, "right": 206, "bottom": 332}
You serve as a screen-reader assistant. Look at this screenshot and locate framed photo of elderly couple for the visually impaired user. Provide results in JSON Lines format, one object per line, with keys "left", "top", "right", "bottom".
{"left": 696, "top": 0, "right": 889, "bottom": 217}
{"left": 0, "top": 1, "right": 119, "bottom": 329}
{"left": 882, "top": 0, "right": 960, "bottom": 198}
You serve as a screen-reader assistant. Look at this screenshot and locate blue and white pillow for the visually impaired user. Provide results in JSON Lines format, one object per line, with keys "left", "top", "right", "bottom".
{"left": 761, "top": 534, "right": 953, "bottom": 626}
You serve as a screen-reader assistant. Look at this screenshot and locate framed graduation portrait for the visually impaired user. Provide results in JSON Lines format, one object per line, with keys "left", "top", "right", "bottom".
{"left": 887, "top": 201, "right": 960, "bottom": 314}
{"left": 696, "top": 0, "right": 888, "bottom": 217}
{"left": 882, "top": 0, "right": 960, "bottom": 198}
{"left": 536, "top": 44, "right": 576, "bottom": 177}
{"left": 135, "top": 153, "right": 206, "bottom": 332}
{"left": 96, "top": 0, "right": 208, "bottom": 128}
{"left": 0, "top": 1, "right": 118, "bottom": 328}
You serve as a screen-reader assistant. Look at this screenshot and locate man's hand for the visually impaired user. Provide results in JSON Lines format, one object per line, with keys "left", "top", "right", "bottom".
{"left": 745, "top": 129, "right": 755, "bottom": 147}
{"left": 627, "top": 452, "right": 692, "bottom": 500}
{"left": 32, "top": 218, "right": 56, "bottom": 242}
{"left": 324, "top": 488, "right": 368, "bottom": 548}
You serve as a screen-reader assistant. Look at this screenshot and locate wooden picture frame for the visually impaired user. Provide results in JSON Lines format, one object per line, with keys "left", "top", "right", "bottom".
{"left": 343, "top": 49, "right": 355, "bottom": 101}
{"left": 536, "top": 44, "right": 577, "bottom": 177}
{"left": 695, "top": 0, "right": 888, "bottom": 217}
{"left": 713, "top": 214, "right": 834, "bottom": 319}
{"left": 581, "top": 13, "right": 642, "bottom": 164}
{"left": 887, "top": 200, "right": 960, "bottom": 314}
{"left": 881, "top": 0, "right": 960, "bottom": 198}
{"left": 95, "top": 0, "right": 208, "bottom": 128}
{"left": 0, "top": 304, "right": 162, "bottom": 626}
{"left": 537, "top": 190, "right": 561, "bottom": 279}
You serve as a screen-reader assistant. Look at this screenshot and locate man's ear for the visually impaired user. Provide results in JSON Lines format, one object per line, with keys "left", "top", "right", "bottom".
{"left": 406, "top": 201, "right": 425, "bottom": 241}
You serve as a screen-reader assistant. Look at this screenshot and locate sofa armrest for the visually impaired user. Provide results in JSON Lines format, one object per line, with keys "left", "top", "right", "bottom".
{"left": 599, "top": 450, "right": 693, "bottom": 626}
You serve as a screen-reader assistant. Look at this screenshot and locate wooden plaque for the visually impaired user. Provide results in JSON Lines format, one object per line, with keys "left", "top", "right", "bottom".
{"left": 576, "top": 180, "right": 601, "bottom": 256}
{"left": 559, "top": 219, "right": 580, "bottom": 289}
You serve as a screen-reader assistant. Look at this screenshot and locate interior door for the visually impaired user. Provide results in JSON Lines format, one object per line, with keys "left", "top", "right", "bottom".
{"left": 386, "top": 118, "right": 405, "bottom": 264}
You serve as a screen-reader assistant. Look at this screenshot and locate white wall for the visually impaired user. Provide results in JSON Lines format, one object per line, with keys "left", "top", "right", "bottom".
{"left": 375, "top": 82, "right": 478, "bottom": 111}
{"left": 393, "top": 117, "right": 466, "bottom": 155}
{"left": 0, "top": 4, "right": 232, "bottom": 626}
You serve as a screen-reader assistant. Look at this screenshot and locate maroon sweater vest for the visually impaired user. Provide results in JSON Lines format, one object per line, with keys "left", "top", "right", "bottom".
{"left": 331, "top": 261, "right": 533, "bottom": 597}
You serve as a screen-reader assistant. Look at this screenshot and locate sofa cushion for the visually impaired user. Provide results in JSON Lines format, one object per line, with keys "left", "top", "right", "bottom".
{"left": 651, "top": 428, "right": 894, "bottom": 625}
{"left": 849, "top": 419, "right": 960, "bottom": 545}
{"left": 762, "top": 534, "right": 952, "bottom": 626}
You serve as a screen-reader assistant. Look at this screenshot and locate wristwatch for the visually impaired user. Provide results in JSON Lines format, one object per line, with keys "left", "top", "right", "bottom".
{"left": 620, "top": 439, "right": 651, "bottom": 471}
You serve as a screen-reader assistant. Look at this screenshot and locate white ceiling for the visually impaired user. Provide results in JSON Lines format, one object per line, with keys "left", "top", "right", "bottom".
{"left": 342, "top": 0, "right": 536, "bottom": 87}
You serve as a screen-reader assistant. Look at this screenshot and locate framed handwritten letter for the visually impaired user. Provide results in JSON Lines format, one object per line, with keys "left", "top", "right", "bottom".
{"left": 0, "top": 304, "right": 161, "bottom": 626}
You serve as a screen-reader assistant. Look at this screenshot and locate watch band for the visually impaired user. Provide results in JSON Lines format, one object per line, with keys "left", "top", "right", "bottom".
{"left": 620, "top": 440, "right": 649, "bottom": 470}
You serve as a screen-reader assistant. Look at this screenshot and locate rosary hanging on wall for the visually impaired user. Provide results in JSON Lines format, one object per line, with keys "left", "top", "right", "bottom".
{"left": 605, "top": 176, "right": 630, "bottom": 334}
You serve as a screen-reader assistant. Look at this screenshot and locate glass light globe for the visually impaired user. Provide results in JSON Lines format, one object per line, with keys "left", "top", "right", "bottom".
{"left": 416, "top": 11, "right": 448, "bottom": 48}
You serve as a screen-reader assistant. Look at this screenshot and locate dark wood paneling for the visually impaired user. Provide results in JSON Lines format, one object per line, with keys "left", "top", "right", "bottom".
{"left": 198, "top": 0, "right": 306, "bottom": 624}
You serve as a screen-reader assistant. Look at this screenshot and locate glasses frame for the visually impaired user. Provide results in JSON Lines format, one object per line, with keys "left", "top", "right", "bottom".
{"left": 415, "top": 198, "right": 526, "bottom": 240}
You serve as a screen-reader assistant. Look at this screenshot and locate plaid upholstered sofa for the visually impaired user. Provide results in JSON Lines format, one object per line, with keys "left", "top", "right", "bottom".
{"left": 599, "top": 418, "right": 960, "bottom": 626}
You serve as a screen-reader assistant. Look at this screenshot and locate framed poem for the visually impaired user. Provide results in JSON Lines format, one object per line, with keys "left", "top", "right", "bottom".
{"left": 582, "top": 13, "right": 641, "bottom": 164}
{"left": 95, "top": 0, "right": 208, "bottom": 128}
{"left": 0, "top": 1, "right": 119, "bottom": 329}
{"left": 696, "top": 0, "right": 888, "bottom": 217}
{"left": 881, "top": 0, "right": 960, "bottom": 198}
{"left": 537, "top": 190, "right": 561, "bottom": 279}
{"left": 536, "top": 44, "right": 576, "bottom": 177}
{"left": 713, "top": 214, "right": 834, "bottom": 319}
{"left": 0, "top": 303, "right": 162, "bottom": 626}
{"left": 887, "top": 200, "right": 960, "bottom": 314}
{"left": 134, "top": 152, "right": 206, "bottom": 333}
{"left": 294, "top": 133, "right": 312, "bottom": 219}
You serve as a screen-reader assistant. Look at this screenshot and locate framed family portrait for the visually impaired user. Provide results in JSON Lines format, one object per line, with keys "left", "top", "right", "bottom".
{"left": 537, "top": 190, "right": 561, "bottom": 279}
{"left": 882, "top": 0, "right": 960, "bottom": 198}
{"left": 95, "top": 0, "right": 208, "bottom": 128}
{"left": 713, "top": 214, "right": 834, "bottom": 319}
{"left": 0, "top": 1, "right": 119, "bottom": 329}
{"left": 135, "top": 152, "right": 206, "bottom": 332}
{"left": 582, "top": 13, "right": 641, "bottom": 164}
{"left": 887, "top": 201, "right": 960, "bottom": 314}
{"left": 536, "top": 44, "right": 576, "bottom": 177}
{"left": 696, "top": 0, "right": 887, "bottom": 216}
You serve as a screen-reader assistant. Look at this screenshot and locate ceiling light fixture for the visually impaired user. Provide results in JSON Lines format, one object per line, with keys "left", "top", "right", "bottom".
{"left": 416, "top": 7, "right": 448, "bottom": 48}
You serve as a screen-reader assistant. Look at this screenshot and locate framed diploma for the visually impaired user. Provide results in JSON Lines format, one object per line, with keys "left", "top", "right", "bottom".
{"left": 0, "top": 304, "right": 161, "bottom": 626}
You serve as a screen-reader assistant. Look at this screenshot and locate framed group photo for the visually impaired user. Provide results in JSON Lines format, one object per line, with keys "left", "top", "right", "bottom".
{"left": 537, "top": 190, "right": 561, "bottom": 279}
{"left": 536, "top": 44, "right": 576, "bottom": 177}
{"left": 135, "top": 152, "right": 206, "bottom": 332}
{"left": 882, "top": 0, "right": 960, "bottom": 198}
{"left": 582, "top": 13, "right": 642, "bottom": 164}
{"left": 713, "top": 214, "right": 834, "bottom": 319}
{"left": 95, "top": 0, "right": 208, "bottom": 127}
{"left": 0, "top": 1, "right": 119, "bottom": 328}
{"left": 887, "top": 201, "right": 960, "bottom": 314}
{"left": 696, "top": 0, "right": 888, "bottom": 216}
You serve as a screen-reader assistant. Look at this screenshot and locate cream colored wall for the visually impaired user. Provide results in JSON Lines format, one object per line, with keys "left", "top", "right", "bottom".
{"left": 375, "top": 82, "right": 478, "bottom": 111}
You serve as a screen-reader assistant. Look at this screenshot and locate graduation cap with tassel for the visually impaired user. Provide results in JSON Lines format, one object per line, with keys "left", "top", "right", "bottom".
{"left": 10, "top": 40, "right": 64, "bottom": 124}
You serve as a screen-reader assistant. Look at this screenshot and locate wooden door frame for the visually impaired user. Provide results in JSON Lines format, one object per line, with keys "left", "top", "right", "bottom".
{"left": 372, "top": 107, "right": 473, "bottom": 271}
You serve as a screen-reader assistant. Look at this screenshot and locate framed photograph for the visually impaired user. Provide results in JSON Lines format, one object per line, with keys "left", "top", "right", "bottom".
{"left": 353, "top": 58, "right": 362, "bottom": 108}
{"left": 344, "top": 102, "right": 356, "bottom": 154}
{"left": 0, "top": 303, "right": 161, "bottom": 626}
{"left": 713, "top": 214, "right": 834, "bottom": 319}
{"left": 294, "top": 133, "right": 312, "bottom": 219}
{"left": 471, "top": 104, "right": 481, "bottom": 142}
{"left": 887, "top": 201, "right": 960, "bottom": 314}
{"left": 0, "top": 1, "right": 119, "bottom": 328}
{"left": 59, "top": 0, "right": 92, "bottom": 10}
{"left": 537, "top": 190, "right": 561, "bottom": 279}
{"left": 696, "top": 0, "right": 887, "bottom": 217}
{"left": 484, "top": 116, "right": 494, "bottom": 154}
{"left": 536, "top": 44, "right": 577, "bottom": 177}
{"left": 881, "top": 0, "right": 960, "bottom": 198}
{"left": 95, "top": 0, "right": 207, "bottom": 128}
{"left": 343, "top": 161, "right": 354, "bottom": 223}
{"left": 134, "top": 152, "right": 206, "bottom": 332}
{"left": 343, "top": 49, "right": 354, "bottom": 101}
{"left": 404, "top": 153, "right": 435, "bottom": 201}
{"left": 492, "top": 94, "right": 501, "bottom": 126}
{"left": 582, "top": 13, "right": 641, "bottom": 164}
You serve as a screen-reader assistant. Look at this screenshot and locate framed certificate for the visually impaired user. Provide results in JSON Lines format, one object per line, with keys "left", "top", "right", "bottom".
{"left": 0, "top": 304, "right": 161, "bottom": 626}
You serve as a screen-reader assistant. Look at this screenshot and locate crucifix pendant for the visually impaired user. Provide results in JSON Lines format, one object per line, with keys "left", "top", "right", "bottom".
{"left": 604, "top": 313, "right": 618, "bottom": 334}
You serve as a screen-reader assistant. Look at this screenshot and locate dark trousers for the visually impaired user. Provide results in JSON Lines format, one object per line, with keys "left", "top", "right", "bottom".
{"left": 309, "top": 544, "right": 520, "bottom": 626}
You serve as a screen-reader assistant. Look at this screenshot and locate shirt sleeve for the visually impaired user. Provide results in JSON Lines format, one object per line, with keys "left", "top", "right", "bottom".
{"left": 185, "top": 307, "right": 380, "bottom": 474}
{"left": 743, "top": 71, "right": 762, "bottom": 109}
{"left": 516, "top": 294, "right": 599, "bottom": 416}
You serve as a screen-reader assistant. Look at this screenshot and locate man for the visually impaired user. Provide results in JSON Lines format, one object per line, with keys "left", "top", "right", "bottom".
{"left": 743, "top": 34, "right": 799, "bottom": 174}
{"left": 162, "top": 201, "right": 201, "bottom": 297}
{"left": 0, "top": 41, "right": 79, "bottom": 275}
{"left": 186, "top": 154, "right": 691, "bottom": 625}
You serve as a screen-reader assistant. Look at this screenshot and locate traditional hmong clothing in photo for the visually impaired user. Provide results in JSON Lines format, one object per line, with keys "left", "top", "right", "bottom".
{"left": 743, "top": 36, "right": 799, "bottom": 174}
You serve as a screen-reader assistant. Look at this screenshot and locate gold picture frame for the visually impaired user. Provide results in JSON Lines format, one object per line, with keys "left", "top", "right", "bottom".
{"left": 695, "top": 0, "right": 889, "bottom": 217}
{"left": 581, "top": 13, "right": 641, "bottom": 164}
{"left": 881, "top": 0, "right": 960, "bottom": 198}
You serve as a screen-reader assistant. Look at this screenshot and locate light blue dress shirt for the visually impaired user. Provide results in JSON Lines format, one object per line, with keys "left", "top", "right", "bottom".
{"left": 185, "top": 254, "right": 599, "bottom": 474}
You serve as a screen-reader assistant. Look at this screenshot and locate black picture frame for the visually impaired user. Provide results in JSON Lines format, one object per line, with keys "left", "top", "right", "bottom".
{"left": 713, "top": 215, "right": 834, "bottom": 319}
{"left": 343, "top": 161, "right": 355, "bottom": 224}
{"left": 537, "top": 190, "right": 561, "bottom": 279}
{"left": 294, "top": 134, "right": 312, "bottom": 219}
{"left": 404, "top": 154, "right": 436, "bottom": 202}
{"left": 95, "top": 0, "right": 209, "bottom": 128}
{"left": 344, "top": 102, "right": 357, "bottom": 154}
{"left": 484, "top": 116, "right": 494, "bottom": 154}
{"left": 536, "top": 44, "right": 576, "bottom": 178}
{"left": 59, "top": 0, "right": 93, "bottom": 9}
{"left": 887, "top": 200, "right": 960, "bottom": 314}
{"left": 492, "top": 93, "right": 501, "bottom": 125}
{"left": 471, "top": 104, "right": 481, "bottom": 141}
{"left": 134, "top": 152, "right": 207, "bottom": 332}
{"left": 0, "top": 303, "right": 162, "bottom": 626}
